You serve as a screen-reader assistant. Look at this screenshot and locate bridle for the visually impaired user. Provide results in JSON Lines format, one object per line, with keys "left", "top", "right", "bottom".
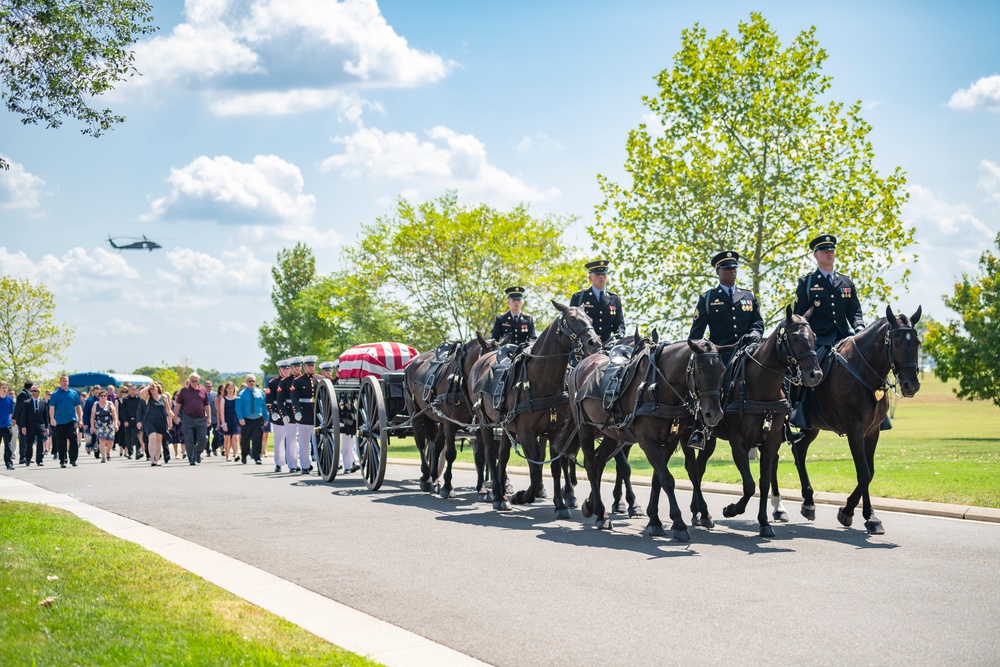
{"left": 556, "top": 311, "right": 599, "bottom": 362}
{"left": 776, "top": 320, "right": 818, "bottom": 386}
{"left": 685, "top": 348, "right": 722, "bottom": 418}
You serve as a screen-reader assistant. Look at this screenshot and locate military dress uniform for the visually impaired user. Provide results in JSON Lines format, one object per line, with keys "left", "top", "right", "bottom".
{"left": 689, "top": 252, "right": 764, "bottom": 363}
{"left": 491, "top": 286, "right": 537, "bottom": 345}
{"left": 278, "top": 357, "right": 301, "bottom": 472}
{"left": 290, "top": 355, "right": 318, "bottom": 473}
{"left": 569, "top": 261, "right": 625, "bottom": 345}
{"left": 267, "top": 359, "right": 293, "bottom": 472}
{"left": 793, "top": 235, "right": 865, "bottom": 347}
{"left": 320, "top": 360, "right": 359, "bottom": 473}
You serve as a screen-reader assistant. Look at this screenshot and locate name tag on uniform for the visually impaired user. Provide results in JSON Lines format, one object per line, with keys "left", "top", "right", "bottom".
{"left": 710, "top": 299, "right": 723, "bottom": 306}
{"left": 583, "top": 302, "right": 593, "bottom": 308}
{"left": 811, "top": 285, "right": 824, "bottom": 292}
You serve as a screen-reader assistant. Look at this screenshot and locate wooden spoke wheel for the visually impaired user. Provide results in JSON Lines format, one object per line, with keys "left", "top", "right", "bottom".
{"left": 314, "top": 378, "right": 341, "bottom": 483}
{"left": 357, "top": 375, "right": 389, "bottom": 491}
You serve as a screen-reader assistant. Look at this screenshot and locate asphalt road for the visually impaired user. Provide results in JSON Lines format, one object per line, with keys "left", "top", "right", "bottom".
{"left": 5, "top": 452, "right": 999, "bottom": 666}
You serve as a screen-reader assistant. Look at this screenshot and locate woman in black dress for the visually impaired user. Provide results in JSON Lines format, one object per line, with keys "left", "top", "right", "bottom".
{"left": 139, "top": 382, "right": 174, "bottom": 466}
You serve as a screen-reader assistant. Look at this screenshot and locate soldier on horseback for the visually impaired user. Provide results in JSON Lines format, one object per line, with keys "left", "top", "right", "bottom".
{"left": 491, "top": 286, "right": 536, "bottom": 345}
{"left": 686, "top": 250, "right": 764, "bottom": 449}
{"left": 569, "top": 260, "right": 626, "bottom": 345}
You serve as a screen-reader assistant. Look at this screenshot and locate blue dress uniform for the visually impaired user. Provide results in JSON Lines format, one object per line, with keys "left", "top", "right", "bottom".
{"left": 569, "top": 261, "right": 625, "bottom": 345}
{"left": 491, "top": 286, "right": 537, "bottom": 344}
{"left": 689, "top": 251, "right": 764, "bottom": 363}
{"left": 793, "top": 235, "right": 865, "bottom": 347}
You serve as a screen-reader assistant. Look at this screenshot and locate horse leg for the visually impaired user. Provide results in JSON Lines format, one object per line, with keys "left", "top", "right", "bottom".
{"left": 768, "top": 454, "right": 789, "bottom": 522}
{"left": 414, "top": 418, "right": 433, "bottom": 493}
{"left": 756, "top": 442, "right": 780, "bottom": 537}
{"left": 429, "top": 427, "right": 446, "bottom": 494}
{"left": 684, "top": 435, "right": 715, "bottom": 528}
{"left": 512, "top": 434, "right": 541, "bottom": 505}
{"left": 616, "top": 445, "right": 644, "bottom": 517}
{"left": 790, "top": 430, "right": 819, "bottom": 521}
{"left": 562, "top": 456, "right": 578, "bottom": 508}
{"left": 492, "top": 429, "right": 513, "bottom": 511}
{"left": 644, "top": 469, "right": 665, "bottom": 536}
{"left": 862, "top": 434, "right": 884, "bottom": 534}
{"left": 549, "top": 435, "right": 571, "bottom": 519}
{"left": 474, "top": 431, "right": 488, "bottom": 501}
{"left": 840, "top": 429, "right": 882, "bottom": 534}
{"left": 533, "top": 436, "right": 549, "bottom": 500}
{"left": 638, "top": 441, "right": 689, "bottom": 541}
{"left": 440, "top": 424, "right": 457, "bottom": 499}
{"left": 579, "top": 429, "right": 612, "bottom": 529}
{"left": 722, "top": 442, "right": 756, "bottom": 520}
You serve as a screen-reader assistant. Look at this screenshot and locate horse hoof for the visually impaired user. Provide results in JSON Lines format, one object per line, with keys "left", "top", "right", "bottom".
{"left": 512, "top": 490, "right": 530, "bottom": 505}
{"left": 419, "top": 480, "right": 431, "bottom": 493}
{"left": 801, "top": 505, "right": 816, "bottom": 521}
{"left": 865, "top": 520, "right": 885, "bottom": 535}
{"left": 485, "top": 491, "right": 494, "bottom": 503}
{"left": 537, "top": 487, "right": 548, "bottom": 499}
{"left": 581, "top": 499, "right": 593, "bottom": 519}
{"left": 647, "top": 524, "right": 666, "bottom": 537}
{"left": 612, "top": 501, "right": 627, "bottom": 514}
{"left": 598, "top": 517, "right": 614, "bottom": 531}
{"left": 837, "top": 509, "right": 853, "bottom": 527}
{"left": 760, "top": 524, "right": 776, "bottom": 538}
{"left": 565, "top": 498, "right": 578, "bottom": 509}
{"left": 722, "top": 505, "right": 737, "bottom": 519}
{"left": 555, "top": 508, "right": 571, "bottom": 520}
{"left": 672, "top": 528, "right": 691, "bottom": 542}
{"left": 773, "top": 510, "right": 790, "bottom": 523}
{"left": 476, "top": 492, "right": 488, "bottom": 502}
{"left": 440, "top": 487, "right": 453, "bottom": 500}
{"left": 432, "top": 482, "right": 441, "bottom": 494}
{"left": 493, "top": 499, "right": 511, "bottom": 511}
{"left": 505, "top": 482, "right": 514, "bottom": 495}
{"left": 628, "top": 504, "right": 645, "bottom": 518}
{"left": 699, "top": 515, "right": 715, "bottom": 529}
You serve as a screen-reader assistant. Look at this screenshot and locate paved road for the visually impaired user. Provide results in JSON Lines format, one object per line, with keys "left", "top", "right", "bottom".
{"left": 5, "top": 453, "right": 999, "bottom": 666}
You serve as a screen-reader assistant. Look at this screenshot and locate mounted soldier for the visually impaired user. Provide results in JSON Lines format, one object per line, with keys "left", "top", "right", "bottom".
{"left": 686, "top": 250, "right": 764, "bottom": 449}
{"left": 490, "top": 286, "right": 536, "bottom": 345}
{"left": 569, "top": 259, "right": 625, "bottom": 345}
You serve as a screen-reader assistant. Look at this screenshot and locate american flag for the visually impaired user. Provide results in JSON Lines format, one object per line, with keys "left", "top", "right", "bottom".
{"left": 337, "top": 342, "right": 419, "bottom": 379}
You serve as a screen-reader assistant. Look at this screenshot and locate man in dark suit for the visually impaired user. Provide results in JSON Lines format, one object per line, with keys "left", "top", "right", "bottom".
{"left": 686, "top": 250, "right": 765, "bottom": 449}
{"left": 17, "top": 385, "right": 48, "bottom": 466}
{"left": 491, "top": 286, "right": 537, "bottom": 345}
{"left": 568, "top": 260, "right": 625, "bottom": 344}
{"left": 13, "top": 381, "right": 33, "bottom": 465}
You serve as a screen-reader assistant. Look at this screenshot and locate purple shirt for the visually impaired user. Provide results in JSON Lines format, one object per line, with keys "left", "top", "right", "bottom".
{"left": 176, "top": 386, "right": 209, "bottom": 418}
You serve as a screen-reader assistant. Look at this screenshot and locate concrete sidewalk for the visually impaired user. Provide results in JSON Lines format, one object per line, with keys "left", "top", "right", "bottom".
{"left": 402, "top": 458, "right": 1000, "bottom": 523}
{"left": 0, "top": 475, "right": 490, "bottom": 667}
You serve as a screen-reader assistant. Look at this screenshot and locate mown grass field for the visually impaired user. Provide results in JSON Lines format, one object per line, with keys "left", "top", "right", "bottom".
{"left": 0, "top": 500, "right": 382, "bottom": 667}
{"left": 387, "top": 375, "right": 1000, "bottom": 508}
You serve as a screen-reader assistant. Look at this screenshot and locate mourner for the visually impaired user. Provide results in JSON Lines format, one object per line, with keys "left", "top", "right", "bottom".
{"left": 686, "top": 250, "right": 765, "bottom": 449}
{"left": 290, "top": 355, "right": 318, "bottom": 474}
{"left": 268, "top": 359, "right": 295, "bottom": 473}
{"left": 490, "top": 286, "right": 537, "bottom": 345}
{"left": 279, "top": 357, "right": 302, "bottom": 472}
{"left": 569, "top": 259, "right": 626, "bottom": 344}
{"left": 788, "top": 233, "right": 876, "bottom": 438}
{"left": 236, "top": 374, "right": 268, "bottom": 464}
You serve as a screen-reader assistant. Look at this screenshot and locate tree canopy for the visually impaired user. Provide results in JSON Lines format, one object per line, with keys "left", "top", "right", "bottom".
{"left": 0, "top": 0, "right": 156, "bottom": 169}
{"left": 923, "top": 233, "right": 1000, "bottom": 409}
{"left": 0, "top": 276, "right": 74, "bottom": 386}
{"left": 258, "top": 242, "right": 319, "bottom": 372}
{"left": 593, "top": 12, "right": 912, "bottom": 338}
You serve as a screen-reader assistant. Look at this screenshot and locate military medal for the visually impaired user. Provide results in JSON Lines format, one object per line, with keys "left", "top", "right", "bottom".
{"left": 814, "top": 300, "right": 820, "bottom": 307}
{"left": 609, "top": 306, "right": 616, "bottom": 315}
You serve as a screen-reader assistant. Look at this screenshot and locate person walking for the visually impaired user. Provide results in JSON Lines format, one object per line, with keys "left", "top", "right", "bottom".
{"left": 268, "top": 359, "right": 294, "bottom": 472}
{"left": 138, "top": 382, "right": 173, "bottom": 466}
{"left": 13, "top": 381, "right": 33, "bottom": 465}
{"left": 1, "top": 380, "right": 14, "bottom": 470}
{"left": 290, "top": 356, "right": 318, "bottom": 474}
{"left": 279, "top": 357, "right": 302, "bottom": 472}
{"left": 204, "top": 380, "right": 219, "bottom": 456}
{"left": 321, "top": 360, "right": 359, "bottom": 473}
{"left": 48, "top": 375, "right": 83, "bottom": 468}
{"left": 236, "top": 374, "right": 267, "bottom": 464}
{"left": 90, "top": 390, "right": 119, "bottom": 463}
{"left": 16, "top": 385, "right": 48, "bottom": 466}
{"left": 119, "top": 384, "right": 144, "bottom": 459}
{"left": 81, "top": 385, "right": 100, "bottom": 456}
{"left": 175, "top": 373, "right": 210, "bottom": 466}
{"left": 218, "top": 383, "right": 240, "bottom": 461}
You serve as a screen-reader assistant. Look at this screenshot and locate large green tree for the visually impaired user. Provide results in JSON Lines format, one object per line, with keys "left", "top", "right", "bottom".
{"left": 594, "top": 13, "right": 912, "bottom": 337}
{"left": 258, "top": 242, "right": 318, "bottom": 372}
{"left": 345, "top": 192, "right": 580, "bottom": 351}
{"left": 0, "top": 276, "right": 74, "bottom": 386}
{"left": 0, "top": 0, "right": 156, "bottom": 169}
{"left": 923, "top": 233, "right": 1000, "bottom": 409}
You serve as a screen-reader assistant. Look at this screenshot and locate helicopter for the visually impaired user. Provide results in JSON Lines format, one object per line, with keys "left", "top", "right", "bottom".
{"left": 107, "top": 235, "right": 165, "bottom": 252}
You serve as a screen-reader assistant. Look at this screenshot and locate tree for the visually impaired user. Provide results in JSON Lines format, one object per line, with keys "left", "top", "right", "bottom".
{"left": 345, "top": 192, "right": 581, "bottom": 351}
{"left": 258, "top": 242, "right": 318, "bottom": 372}
{"left": 923, "top": 233, "right": 1000, "bottom": 408}
{"left": 593, "top": 13, "right": 913, "bottom": 337}
{"left": 0, "top": 276, "right": 74, "bottom": 386}
{"left": 0, "top": 0, "right": 157, "bottom": 169}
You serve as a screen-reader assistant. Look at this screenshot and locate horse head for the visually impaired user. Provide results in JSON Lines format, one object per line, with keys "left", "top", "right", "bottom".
{"left": 552, "top": 300, "right": 603, "bottom": 359}
{"left": 684, "top": 338, "right": 726, "bottom": 427}
{"left": 780, "top": 304, "right": 823, "bottom": 387}
{"left": 885, "top": 305, "right": 922, "bottom": 398}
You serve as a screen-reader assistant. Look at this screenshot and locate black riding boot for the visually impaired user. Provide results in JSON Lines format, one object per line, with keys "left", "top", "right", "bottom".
{"left": 880, "top": 415, "right": 892, "bottom": 431}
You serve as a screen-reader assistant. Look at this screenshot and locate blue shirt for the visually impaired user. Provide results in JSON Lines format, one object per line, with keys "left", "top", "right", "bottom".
{"left": 82, "top": 395, "right": 98, "bottom": 426}
{"left": 49, "top": 387, "right": 82, "bottom": 425}
{"left": 235, "top": 387, "right": 267, "bottom": 421}
{"left": 0, "top": 394, "right": 13, "bottom": 428}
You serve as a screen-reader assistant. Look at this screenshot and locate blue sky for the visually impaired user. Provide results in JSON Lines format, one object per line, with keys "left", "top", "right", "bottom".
{"left": 2, "top": 0, "right": 998, "bottom": 374}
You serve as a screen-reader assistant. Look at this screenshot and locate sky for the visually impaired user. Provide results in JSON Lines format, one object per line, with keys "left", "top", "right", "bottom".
{"left": 2, "top": 0, "right": 999, "bottom": 375}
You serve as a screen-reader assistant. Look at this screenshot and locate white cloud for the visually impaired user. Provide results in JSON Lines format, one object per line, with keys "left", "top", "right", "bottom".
{"left": 164, "top": 245, "right": 272, "bottom": 293}
{"left": 218, "top": 320, "right": 251, "bottom": 334}
{"left": 122, "top": 0, "right": 452, "bottom": 115}
{"left": 0, "top": 157, "right": 46, "bottom": 210}
{"left": 210, "top": 89, "right": 373, "bottom": 119}
{"left": 239, "top": 222, "right": 344, "bottom": 251}
{"left": 321, "top": 125, "right": 560, "bottom": 206}
{"left": 947, "top": 75, "right": 1000, "bottom": 111}
{"left": 106, "top": 318, "right": 148, "bottom": 335}
{"left": 515, "top": 133, "right": 564, "bottom": 153}
{"left": 0, "top": 247, "right": 140, "bottom": 302}
{"left": 641, "top": 112, "right": 665, "bottom": 138}
{"left": 145, "top": 154, "right": 316, "bottom": 225}
{"left": 978, "top": 159, "right": 1000, "bottom": 205}
{"left": 904, "top": 184, "right": 994, "bottom": 241}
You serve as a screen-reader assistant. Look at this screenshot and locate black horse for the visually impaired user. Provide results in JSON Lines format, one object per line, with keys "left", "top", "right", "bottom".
{"left": 770, "top": 305, "right": 922, "bottom": 535}
{"left": 469, "top": 301, "right": 602, "bottom": 516}
{"left": 692, "top": 305, "right": 823, "bottom": 537}
{"left": 564, "top": 337, "right": 728, "bottom": 539}
{"left": 404, "top": 335, "right": 503, "bottom": 499}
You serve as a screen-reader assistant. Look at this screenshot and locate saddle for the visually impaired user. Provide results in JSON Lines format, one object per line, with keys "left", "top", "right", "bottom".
{"left": 421, "top": 341, "right": 461, "bottom": 403}
{"left": 573, "top": 342, "right": 642, "bottom": 419}
{"left": 489, "top": 353, "right": 518, "bottom": 412}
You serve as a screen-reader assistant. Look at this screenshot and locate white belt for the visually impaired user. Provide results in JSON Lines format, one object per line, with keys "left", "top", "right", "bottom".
{"left": 298, "top": 399, "right": 315, "bottom": 403}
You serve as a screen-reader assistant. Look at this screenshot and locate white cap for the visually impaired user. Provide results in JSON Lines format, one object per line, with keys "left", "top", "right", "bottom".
{"left": 319, "top": 361, "right": 335, "bottom": 370}
{"left": 276, "top": 359, "right": 290, "bottom": 368}
{"left": 289, "top": 356, "right": 302, "bottom": 365}
{"left": 302, "top": 355, "right": 318, "bottom": 364}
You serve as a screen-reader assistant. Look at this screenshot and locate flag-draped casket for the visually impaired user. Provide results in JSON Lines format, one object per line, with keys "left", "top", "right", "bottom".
{"left": 337, "top": 342, "right": 419, "bottom": 380}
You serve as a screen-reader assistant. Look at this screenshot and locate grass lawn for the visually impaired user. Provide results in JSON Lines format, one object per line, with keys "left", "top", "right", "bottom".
{"left": 385, "top": 375, "right": 1000, "bottom": 508}
{"left": 0, "top": 500, "right": 382, "bottom": 667}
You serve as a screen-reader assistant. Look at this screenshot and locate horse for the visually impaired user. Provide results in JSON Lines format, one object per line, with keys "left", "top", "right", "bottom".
{"left": 564, "top": 336, "right": 729, "bottom": 539}
{"left": 690, "top": 305, "right": 823, "bottom": 537}
{"left": 769, "top": 305, "right": 922, "bottom": 535}
{"left": 469, "top": 301, "right": 602, "bottom": 516}
{"left": 404, "top": 334, "right": 502, "bottom": 499}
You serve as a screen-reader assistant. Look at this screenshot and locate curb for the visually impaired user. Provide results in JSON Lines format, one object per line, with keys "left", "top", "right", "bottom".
{"left": 387, "top": 458, "right": 1000, "bottom": 524}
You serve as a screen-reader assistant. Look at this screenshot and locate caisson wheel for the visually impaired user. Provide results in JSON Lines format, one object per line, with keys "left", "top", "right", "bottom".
{"left": 357, "top": 375, "right": 389, "bottom": 491}
{"left": 314, "top": 379, "right": 341, "bottom": 483}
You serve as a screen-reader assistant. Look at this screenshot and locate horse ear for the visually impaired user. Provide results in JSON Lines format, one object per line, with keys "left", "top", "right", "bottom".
{"left": 499, "top": 333, "right": 511, "bottom": 345}
{"left": 686, "top": 338, "right": 701, "bottom": 353}
{"left": 476, "top": 331, "right": 488, "bottom": 350}
{"left": 885, "top": 304, "right": 896, "bottom": 324}
{"left": 803, "top": 306, "right": 815, "bottom": 320}
{"left": 651, "top": 328, "right": 659, "bottom": 343}
{"left": 785, "top": 304, "right": 793, "bottom": 320}
{"left": 552, "top": 300, "right": 568, "bottom": 313}
{"left": 911, "top": 305, "right": 922, "bottom": 325}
